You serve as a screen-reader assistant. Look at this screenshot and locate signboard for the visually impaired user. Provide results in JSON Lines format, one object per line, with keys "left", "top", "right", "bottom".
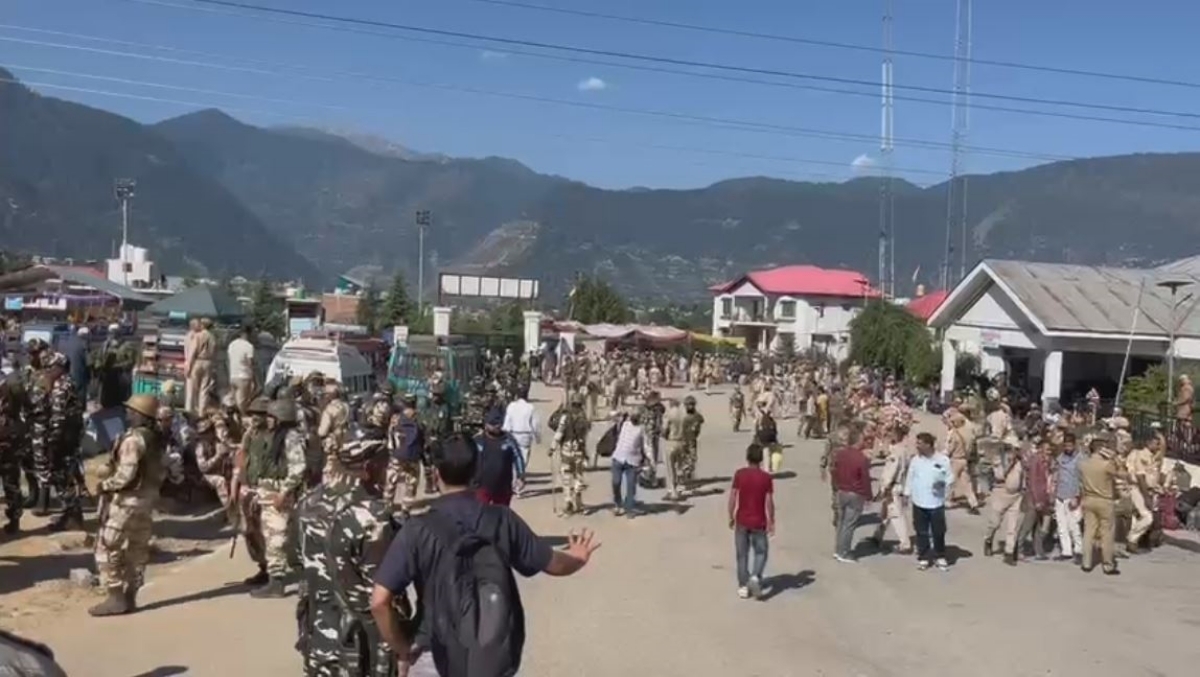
{"left": 168, "top": 310, "right": 189, "bottom": 321}
{"left": 439, "top": 273, "right": 539, "bottom": 300}
{"left": 392, "top": 325, "right": 410, "bottom": 347}
{"left": 3, "top": 296, "right": 22, "bottom": 311}
{"left": 980, "top": 329, "right": 1002, "bottom": 349}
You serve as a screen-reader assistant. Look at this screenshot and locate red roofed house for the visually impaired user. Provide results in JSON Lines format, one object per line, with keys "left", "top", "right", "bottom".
{"left": 710, "top": 264, "right": 879, "bottom": 357}
{"left": 905, "top": 287, "right": 949, "bottom": 322}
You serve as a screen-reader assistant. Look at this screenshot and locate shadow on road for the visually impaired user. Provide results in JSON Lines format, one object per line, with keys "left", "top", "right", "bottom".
{"left": 761, "top": 569, "right": 816, "bottom": 601}
{"left": 130, "top": 667, "right": 189, "bottom": 677}
{"left": 1161, "top": 535, "right": 1200, "bottom": 554}
{"left": 945, "top": 544, "right": 974, "bottom": 564}
{"left": 689, "top": 476, "right": 731, "bottom": 490}
{"left": 138, "top": 581, "right": 255, "bottom": 613}
{"left": 0, "top": 552, "right": 94, "bottom": 596}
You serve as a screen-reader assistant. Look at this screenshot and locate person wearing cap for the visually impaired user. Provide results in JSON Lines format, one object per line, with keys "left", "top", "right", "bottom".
{"left": 474, "top": 407, "right": 526, "bottom": 507}
{"left": 552, "top": 393, "right": 591, "bottom": 515}
{"left": 317, "top": 382, "right": 351, "bottom": 477}
{"left": 677, "top": 395, "right": 705, "bottom": 489}
{"left": 1078, "top": 435, "right": 1127, "bottom": 575}
{"left": 230, "top": 396, "right": 272, "bottom": 587}
{"left": 244, "top": 398, "right": 309, "bottom": 598}
{"left": 29, "top": 352, "right": 85, "bottom": 530}
{"left": 639, "top": 390, "right": 666, "bottom": 485}
{"left": 385, "top": 394, "right": 424, "bottom": 514}
{"left": 90, "top": 394, "right": 167, "bottom": 616}
{"left": 295, "top": 430, "right": 405, "bottom": 676}
{"left": 1125, "top": 432, "right": 1162, "bottom": 553}
{"left": 945, "top": 410, "right": 980, "bottom": 514}
{"left": 982, "top": 438, "right": 1025, "bottom": 566}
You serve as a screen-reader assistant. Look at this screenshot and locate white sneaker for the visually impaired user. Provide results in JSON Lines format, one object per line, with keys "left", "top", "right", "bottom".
{"left": 748, "top": 576, "right": 763, "bottom": 599}
{"left": 834, "top": 554, "right": 857, "bottom": 564}
{"left": 916, "top": 560, "right": 931, "bottom": 571}
{"left": 737, "top": 586, "right": 750, "bottom": 599}
{"left": 935, "top": 558, "right": 950, "bottom": 571}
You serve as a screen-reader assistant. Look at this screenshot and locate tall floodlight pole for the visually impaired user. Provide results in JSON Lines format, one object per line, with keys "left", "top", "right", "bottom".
{"left": 878, "top": 0, "right": 896, "bottom": 298}
{"left": 943, "top": 0, "right": 973, "bottom": 287}
{"left": 415, "top": 209, "right": 431, "bottom": 317}
{"left": 114, "top": 179, "right": 136, "bottom": 286}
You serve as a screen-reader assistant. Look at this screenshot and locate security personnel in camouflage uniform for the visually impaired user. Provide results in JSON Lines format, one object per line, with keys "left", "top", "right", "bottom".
{"left": 22, "top": 339, "right": 52, "bottom": 515}
{"left": 32, "top": 352, "right": 84, "bottom": 531}
{"left": 232, "top": 396, "right": 272, "bottom": 586}
{"left": 295, "top": 433, "right": 405, "bottom": 676}
{"left": 317, "top": 382, "right": 351, "bottom": 479}
{"left": 90, "top": 395, "right": 166, "bottom": 617}
{"left": 0, "top": 374, "right": 29, "bottom": 534}
{"left": 679, "top": 395, "right": 705, "bottom": 486}
{"left": 639, "top": 390, "right": 666, "bottom": 484}
{"left": 365, "top": 382, "right": 396, "bottom": 432}
{"left": 459, "top": 377, "right": 488, "bottom": 437}
{"left": 244, "top": 398, "right": 309, "bottom": 598}
{"left": 552, "top": 393, "right": 591, "bottom": 515}
{"left": 420, "top": 384, "right": 452, "bottom": 496}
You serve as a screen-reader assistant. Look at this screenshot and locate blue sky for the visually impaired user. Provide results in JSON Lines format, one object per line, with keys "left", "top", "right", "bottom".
{"left": 4, "top": 0, "right": 1200, "bottom": 189}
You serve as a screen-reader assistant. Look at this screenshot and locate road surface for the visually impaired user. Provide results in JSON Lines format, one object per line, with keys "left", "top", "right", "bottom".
{"left": 3, "top": 383, "right": 1199, "bottom": 677}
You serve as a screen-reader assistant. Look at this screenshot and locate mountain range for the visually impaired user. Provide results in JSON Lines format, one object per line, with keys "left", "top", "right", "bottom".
{"left": 3, "top": 66, "right": 1199, "bottom": 302}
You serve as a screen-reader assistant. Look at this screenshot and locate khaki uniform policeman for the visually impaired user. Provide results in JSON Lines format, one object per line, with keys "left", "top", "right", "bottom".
{"left": 983, "top": 445, "right": 1024, "bottom": 565}
{"left": 946, "top": 412, "right": 980, "bottom": 512}
{"left": 1079, "top": 436, "right": 1125, "bottom": 574}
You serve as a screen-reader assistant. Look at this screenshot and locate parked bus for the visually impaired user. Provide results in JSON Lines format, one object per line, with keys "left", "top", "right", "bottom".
{"left": 387, "top": 335, "right": 479, "bottom": 411}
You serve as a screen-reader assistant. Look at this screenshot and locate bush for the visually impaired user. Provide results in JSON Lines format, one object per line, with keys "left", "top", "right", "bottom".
{"left": 1121, "top": 362, "right": 1200, "bottom": 414}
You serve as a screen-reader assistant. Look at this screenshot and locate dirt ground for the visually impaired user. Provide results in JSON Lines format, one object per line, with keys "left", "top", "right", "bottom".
{"left": 3, "top": 383, "right": 1200, "bottom": 677}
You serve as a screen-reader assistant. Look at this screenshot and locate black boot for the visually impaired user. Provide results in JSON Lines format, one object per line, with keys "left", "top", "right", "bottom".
{"left": 249, "top": 577, "right": 286, "bottom": 598}
{"left": 31, "top": 487, "right": 50, "bottom": 517}
{"left": 88, "top": 589, "right": 131, "bottom": 617}
{"left": 983, "top": 539, "right": 993, "bottom": 557}
{"left": 1004, "top": 552, "right": 1017, "bottom": 567}
{"left": 124, "top": 585, "right": 140, "bottom": 612}
{"left": 243, "top": 565, "right": 269, "bottom": 587}
{"left": 3, "top": 516, "right": 19, "bottom": 535}
{"left": 22, "top": 475, "right": 39, "bottom": 509}
{"left": 49, "top": 507, "right": 84, "bottom": 533}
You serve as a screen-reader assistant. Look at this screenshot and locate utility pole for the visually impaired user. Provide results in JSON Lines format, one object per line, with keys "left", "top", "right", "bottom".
{"left": 1158, "top": 279, "right": 1193, "bottom": 405}
{"left": 415, "top": 209, "right": 431, "bottom": 318}
{"left": 114, "top": 179, "right": 136, "bottom": 287}
{"left": 878, "top": 0, "right": 896, "bottom": 298}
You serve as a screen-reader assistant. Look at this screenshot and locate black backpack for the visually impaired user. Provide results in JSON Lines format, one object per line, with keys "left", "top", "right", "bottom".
{"left": 424, "top": 508, "right": 523, "bottom": 677}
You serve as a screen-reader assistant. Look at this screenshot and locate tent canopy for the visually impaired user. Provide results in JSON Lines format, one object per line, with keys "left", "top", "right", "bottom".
{"left": 146, "top": 285, "right": 244, "bottom": 321}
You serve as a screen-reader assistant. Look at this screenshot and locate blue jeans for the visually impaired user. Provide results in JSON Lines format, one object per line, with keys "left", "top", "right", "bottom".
{"left": 611, "top": 460, "right": 638, "bottom": 512}
{"left": 734, "top": 525, "right": 769, "bottom": 587}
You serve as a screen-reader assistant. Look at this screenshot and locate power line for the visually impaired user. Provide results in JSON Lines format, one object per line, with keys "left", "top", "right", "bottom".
{"left": 460, "top": 0, "right": 1200, "bottom": 91}
{"left": 71, "top": 9, "right": 1200, "bottom": 134}
{"left": 0, "top": 70, "right": 950, "bottom": 178}
{"left": 130, "top": 0, "right": 1200, "bottom": 121}
{"left": 0, "top": 34, "right": 1078, "bottom": 163}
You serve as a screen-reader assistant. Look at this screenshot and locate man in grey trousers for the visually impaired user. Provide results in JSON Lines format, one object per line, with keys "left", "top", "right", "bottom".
{"left": 831, "top": 436, "right": 873, "bottom": 562}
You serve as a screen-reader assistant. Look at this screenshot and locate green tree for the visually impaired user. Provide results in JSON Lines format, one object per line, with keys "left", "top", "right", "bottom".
{"left": 356, "top": 283, "right": 380, "bottom": 334}
{"left": 489, "top": 301, "right": 525, "bottom": 334}
{"left": 1121, "top": 362, "right": 1200, "bottom": 414}
{"left": 775, "top": 332, "right": 796, "bottom": 359}
{"left": 181, "top": 275, "right": 198, "bottom": 289}
{"left": 246, "top": 278, "right": 285, "bottom": 338}
{"left": 848, "top": 300, "right": 937, "bottom": 384}
{"left": 569, "top": 274, "right": 631, "bottom": 324}
{"left": 379, "top": 273, "right": 413, "bottom": 328}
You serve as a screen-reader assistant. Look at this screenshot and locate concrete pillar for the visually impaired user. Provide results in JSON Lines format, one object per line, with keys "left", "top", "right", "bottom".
{"left": 940, "top": 339, "right": 957, "bottom": 397}
{"left": 1042, "top": 350, "right": 1063, "bottom": 409}
{"left": 432, "top": 306, "right": 451, "bottom": 338}
{"left": 522, "top": 310, "right": 542, "bottom": 356}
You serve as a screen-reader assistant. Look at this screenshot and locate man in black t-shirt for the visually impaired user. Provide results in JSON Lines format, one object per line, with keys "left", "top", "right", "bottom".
{"left": 370, "top": 436, "right": 600, "bottom": 677}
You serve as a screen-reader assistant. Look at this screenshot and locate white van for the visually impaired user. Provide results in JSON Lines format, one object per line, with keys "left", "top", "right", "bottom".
{"left": 266, "top": 337, "right": 376, "bottom": 398}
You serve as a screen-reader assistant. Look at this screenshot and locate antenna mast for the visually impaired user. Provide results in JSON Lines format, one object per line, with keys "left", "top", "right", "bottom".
{"left": 943, "top": 0, "right": 973, "bottom": 288}
{"left": 878, "top": 0, "right": 896, "bottom": 298}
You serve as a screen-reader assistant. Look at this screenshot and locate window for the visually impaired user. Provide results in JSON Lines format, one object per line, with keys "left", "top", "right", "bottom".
{"left": 778, "top": 300, "right": 796, "bottom": 319}
{"left": 720, "top": 298, "right": 732, "bottom": 319}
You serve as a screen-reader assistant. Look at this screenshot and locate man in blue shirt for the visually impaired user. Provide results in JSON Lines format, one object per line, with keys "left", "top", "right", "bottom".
{"left": 1053, "top": 432, "right": 1084, "bottom": 563}
{"left": 905, "top": 432, "right": 953, "bottom": 571}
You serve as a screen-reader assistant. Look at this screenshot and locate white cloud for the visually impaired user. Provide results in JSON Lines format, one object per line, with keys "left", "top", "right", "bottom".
{"left": 851, "top": 153, "right": 876, "bottom": 173}
{"left": 479, "top": 50, "right": 508, "bottom": 62}
{"left": 577, "top": 76, "right": 608, "bottom": 92}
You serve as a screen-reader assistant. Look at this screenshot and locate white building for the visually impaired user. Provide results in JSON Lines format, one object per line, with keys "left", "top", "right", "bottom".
{"left": 106, "top": 244, "right": 157, "bottom": 289}
{"left": 928, "top": 259, "right": 1200, "bottom": 409}
{"left": 710, "top": 265, "right": 878, "bottom": 358}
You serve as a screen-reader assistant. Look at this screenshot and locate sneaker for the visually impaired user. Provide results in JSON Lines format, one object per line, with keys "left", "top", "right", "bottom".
{"left": 613, "top": 507, "right": 625, "bottom": 517}
{"left": 935, "top": 558, "right": 950, "bottom": 571}
{"left": 748, "top": 576, "right": 763, "bottom": 599}
{"left": 737, "top": 586, "right": 750, "bottom": 599}
{"left": 833, "top": 554, "right": 857, "bottom": 564}
{"left": 916, "top": 560, "right": 931, "bottom": 571}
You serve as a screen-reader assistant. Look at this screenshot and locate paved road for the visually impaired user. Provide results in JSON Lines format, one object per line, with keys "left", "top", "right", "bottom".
{"left": 6, "top": 383, "right": 1200, "bottom": 676}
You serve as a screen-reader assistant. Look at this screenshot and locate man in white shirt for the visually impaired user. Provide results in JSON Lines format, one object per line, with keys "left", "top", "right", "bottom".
{"left": 226, "top": 326, "right": 256, "bottom": 413}
{"left": 611, "top": 410, "right": 646, "bottom": 517}
{"left": 502, "top": 387, "right": 540, "bottom": 473}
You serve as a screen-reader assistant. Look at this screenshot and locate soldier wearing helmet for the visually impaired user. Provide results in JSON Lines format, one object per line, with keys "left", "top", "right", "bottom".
{"left": 316, "top": 381, "right": 351, "bottom": 480}
{"left": 664, "top": 395, "right": 705, "bottom": 501}
{"left": 89, "top": 395, "right": 166, "bottom": 617}
{"left": 240, "top": 398, "right": 308, "bottom": 598}
{"left": 230, "top": 396, "right": 271, "bottom": 588}
{"left": 193, "top": 414, "right": 232, "bottom": 507}
{"left": 552, "top": 391, "right": 592, "bottom": 515}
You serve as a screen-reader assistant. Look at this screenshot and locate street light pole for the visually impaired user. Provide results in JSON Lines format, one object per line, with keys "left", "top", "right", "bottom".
{"left": 415, "top": 210, "right": 431, "bottom": 319}
{"left": 1157, "top": 279, "right": 1192, "bottom": 406}
{"left": 114, "top": 179, "right": 136, "bottom": 287}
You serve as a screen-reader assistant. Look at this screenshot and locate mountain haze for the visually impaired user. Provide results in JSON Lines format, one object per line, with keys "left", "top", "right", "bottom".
{"left": 4, "top": 67, "right": 1200, "bottom": 301}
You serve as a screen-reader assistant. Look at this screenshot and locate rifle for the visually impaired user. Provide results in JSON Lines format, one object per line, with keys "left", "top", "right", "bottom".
{"left": 86, "top": 492, "right": 111, "bottom": 550}
{"left": 551, "top": 443, "right": 562, "bottom": 516}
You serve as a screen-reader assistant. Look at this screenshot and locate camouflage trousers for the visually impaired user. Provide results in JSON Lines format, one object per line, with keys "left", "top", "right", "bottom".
{"left": 50, "top": 442, "right": 82, "bottom": 514}
{"left": 0, "top": 438, "right": 24, "bottom": 522}
{"left": 385, "top": 459, "right": 421, "bottom": 514}
{"left": 94, "top": 496, "right": 154, "bottom": 592}
{"left": 558, "top": 445, "right": 586, "bottom": 514}
{"left": 299, "top": 596, "right": 342, "bottom": 677}
{"left": 249, "top": 482, "right": 295, "bottom": 577}
{"left": 202, "top": 473, "right": 231, "bottom": 506}
{"left": 238, "top": 486, "right": 267, "bottom": 568}
{"left": 30, "top": 437, "right": 52, "bottom": 485}
{"left": 675, "top": 442, "right": 698, "bottom": 485}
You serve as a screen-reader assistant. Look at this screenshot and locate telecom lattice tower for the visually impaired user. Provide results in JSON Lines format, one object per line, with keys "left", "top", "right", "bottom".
{"left": 878, "top": 0, "right": 896, "bottom": 298}
{"left": 942, "top": 0, "right": 973, "bottom": 289}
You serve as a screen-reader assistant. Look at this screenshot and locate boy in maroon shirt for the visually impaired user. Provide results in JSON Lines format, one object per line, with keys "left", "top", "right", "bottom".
{"left": 728, "top": 443, "right": 775, "bottom": 599}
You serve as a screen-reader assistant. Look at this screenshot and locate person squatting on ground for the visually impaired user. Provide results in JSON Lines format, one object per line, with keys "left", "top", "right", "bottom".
{"left": 90, "top": 395, "right": 166, "bottom": 617}
{"left": 552, "top": 394, "right": 590, "bottom": 515}
{"left": 295, "top": 432, "right": 408, "bottom": 677}
{"left": 242, "top": 398, "right": 308, "bottom": 597}
{"left": 729, "top": 443, "right": 774, "bottom": 600}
